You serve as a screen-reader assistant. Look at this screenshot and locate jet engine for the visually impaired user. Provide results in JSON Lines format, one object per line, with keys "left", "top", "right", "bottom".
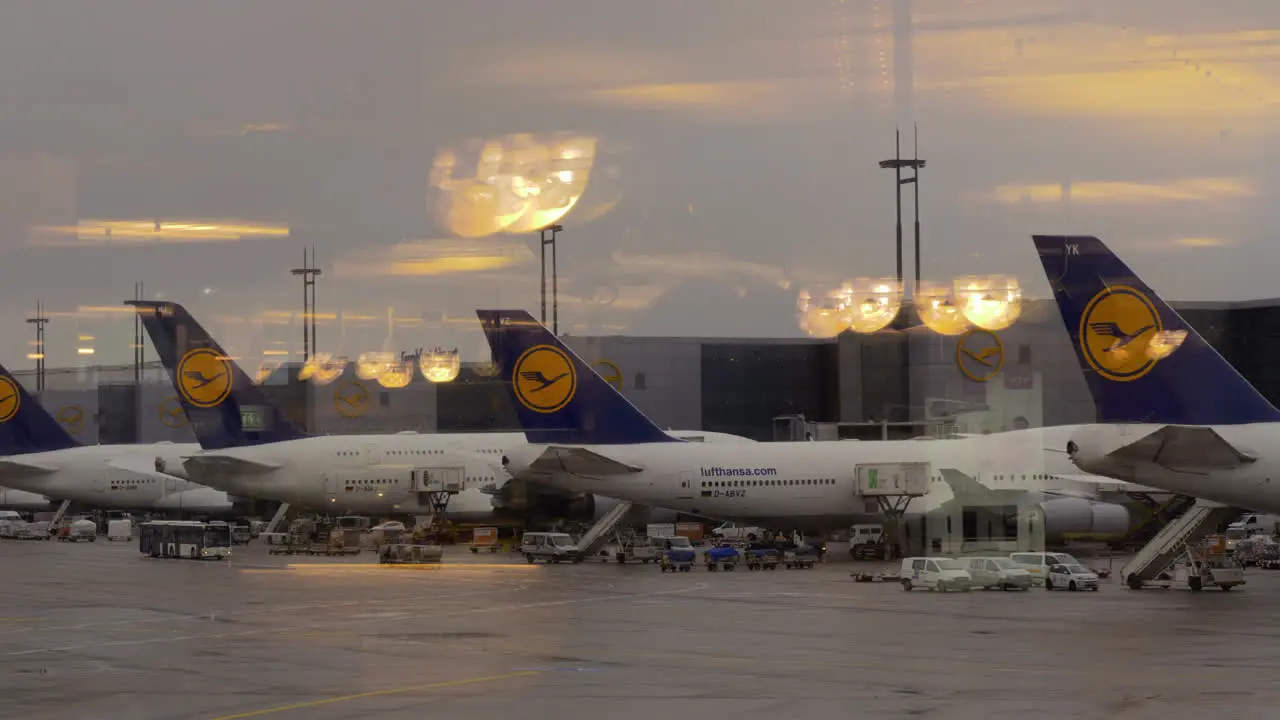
{"left": 1038, "top": 498, "right": 1130, "bottom": 540}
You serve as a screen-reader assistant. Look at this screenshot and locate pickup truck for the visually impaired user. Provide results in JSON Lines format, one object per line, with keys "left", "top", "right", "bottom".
{"left": 711, "top": 523, "right": 764, "bottom": 542}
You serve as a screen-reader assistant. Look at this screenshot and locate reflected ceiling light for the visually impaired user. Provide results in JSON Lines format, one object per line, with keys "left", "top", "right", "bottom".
{"left": 420, "top": 348, "right": 461, "bottom": 384}
{"left": 796, "top": 286, "right": 852, "bottom": 339}
{"left": 955, "top": 275, "right": 1022, "bottom": 331}
{"left": 376, "top": 361, "right": 414, "bottom": 389}
{"left": 299, "top": 352, "right": 346, "bottom": 385}
{"left": 429, "top": 133, "right": 599, "bottom": 238}
{"left": 256, "top": 359, "right": 285, "bottom": 384}
{"left": 356, "top": 351, "right": 397, "bottom": 381}
{"left": 847, "top": 278, "right": 903, "bottom": 333}
{"left": 34, "top": 218, "right": 291, "bottom": 245}
{"left": 1146, "top": 330, "right": 1188, "bottom": 361}
{"left": 914, "top": 281, "right": 971, "bottom": 336}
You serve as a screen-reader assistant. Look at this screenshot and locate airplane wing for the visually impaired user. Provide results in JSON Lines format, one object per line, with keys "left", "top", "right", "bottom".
{"left": 525, "top": 446, "right": 644, "bottom": 476}
{"left": 0, "top": 459, "right": 57, "bottom": 480}
{"left": 1106, "top": 425, "right": 1255, "bottom": 471}
{"left": 183, "top": 454, "right": 283, "bottom": 475}
{"left": 938, "top": 468, "right": 990, "bottom": 496}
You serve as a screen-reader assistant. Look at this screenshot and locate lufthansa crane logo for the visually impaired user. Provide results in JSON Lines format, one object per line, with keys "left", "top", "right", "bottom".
{"left": 1079, "top": 285, "right": 1162, "bottom": 382}
{"left": 176, "top": 348, "right": 234, "bottom": 408}
{"left": 0, "top": 375, "right": 19, "bottom": 423}
{"left": 956, "top": 328, "right": 1005, "bottom": 382}
{"left": 158, "top": 396, "right": 187, "bottom": 428}
{"left": 57, "top": 406, "right": 85, "bottom": 434}
{"left": 592, "top": 360, "right": 623, "bottom": 391}
{"left": 334, "top": 380, "right": 370, "bottom": 418}
{"left": 513, "top": 344, "right": 577, "bottom": 413}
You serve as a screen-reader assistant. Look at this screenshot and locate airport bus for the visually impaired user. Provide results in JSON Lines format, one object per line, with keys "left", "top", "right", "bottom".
{"left": 139, "top": 520, "right": 232, "bottom": 560}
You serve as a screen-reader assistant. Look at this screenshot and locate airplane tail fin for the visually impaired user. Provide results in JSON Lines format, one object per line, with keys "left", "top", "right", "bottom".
{"left": 129, "top": 300, "right": 308, "bottom": 449}
{"left": 1033, "top": 235, "right": 1280, "bottom": 425}
{"left": 0, "top": 363, "right": 79, "bottom": 455}
{"left": 476, "top": 310, "right": 681, "bottom": 444}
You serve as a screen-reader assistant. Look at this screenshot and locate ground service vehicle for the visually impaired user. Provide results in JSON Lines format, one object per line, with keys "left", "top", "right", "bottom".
{"left": 901, "top": 557, "right": 971, "bottom": 592}
{"left": 965, "top": 557, "right": 1033, "bottom": 590}
{"left": 1045, "top": 563, "right": 1100, "bottom": 591}
{"left": 140, "top": 520, "right": 232, "bottom": 560}
{"left": 521, "top": 532, "right": 581, "bottom": 564}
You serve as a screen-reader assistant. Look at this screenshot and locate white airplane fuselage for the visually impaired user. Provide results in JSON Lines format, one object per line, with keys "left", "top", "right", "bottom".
{"left": 181, "top": 430, "right": 748, "bottom": 517}
{"left": 1070, "top": 423, "right": 1280, "bottom": 513}
{"left": 509, "top": 426, "right": 1126, "bottom": 532}
{"left": 0, "top": 444, "right": 228, "bottom": 513}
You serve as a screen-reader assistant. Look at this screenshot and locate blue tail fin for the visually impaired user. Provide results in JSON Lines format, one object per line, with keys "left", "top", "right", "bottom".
{"left": 129, "top": 300, "right": 308, "bottom": 449}
{"left": 476, "top": 310, "right": 681, "bottom": 444}
{"left": 0, "top": 363, "right": 80, "bottom": 455}
{"left": 1033, "top": 235, "right": 1280, "bottom": 425}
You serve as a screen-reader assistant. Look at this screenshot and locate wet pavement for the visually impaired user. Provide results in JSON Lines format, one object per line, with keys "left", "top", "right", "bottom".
{"left": 3, "top": 540, "right": 1279, "bottom": 719}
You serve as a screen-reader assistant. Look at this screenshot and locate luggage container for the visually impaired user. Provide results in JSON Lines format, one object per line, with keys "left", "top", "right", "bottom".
{"left": 469, "top": 527, "right": 501, "bottom": 553}
{"left": 107, "top": 519, "right": 133, "bottom": 541}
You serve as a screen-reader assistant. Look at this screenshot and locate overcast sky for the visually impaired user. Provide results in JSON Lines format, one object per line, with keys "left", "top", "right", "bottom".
{"left": 1, "top": 0, "right": 1277, "bottom": 370}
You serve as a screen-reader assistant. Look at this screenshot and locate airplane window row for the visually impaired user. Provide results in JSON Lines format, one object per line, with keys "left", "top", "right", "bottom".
{"left": 351, "top": 479, "right": 398, "bottom": 484}
{"left": 700, "top": 479, "right": 836, "bottom": 488}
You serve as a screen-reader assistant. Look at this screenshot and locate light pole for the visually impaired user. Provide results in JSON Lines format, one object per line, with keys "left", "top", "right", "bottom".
{"left": 539, "top": 224, "right": 564, "bottom": 334}
{"left": 133, "top": 281, "right": 144, "bottom": 384}
{"left": 26, "top": 302, "right": 49, "bottom": 393}
{"left": 290, "top": 246, "right": 322, "bottom": 362}
{"left": 878, "top": 126, "right": 926, "bottom": 296}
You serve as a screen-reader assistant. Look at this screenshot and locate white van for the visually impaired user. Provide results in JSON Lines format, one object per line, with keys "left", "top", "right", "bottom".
{"left": 900, "top": 557, "right": 971, "bottom": 592}
{"left": 520, "top": 532, "right": 582, "bottom": 564}
{"left": 1009, "top": 552, "right": 1080, "bottom": 578}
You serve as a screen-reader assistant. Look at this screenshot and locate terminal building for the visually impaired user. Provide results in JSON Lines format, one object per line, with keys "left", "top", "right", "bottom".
{"left": 8, "top": 298, "right": 1276, "bottom": 556}
{"left": 14, "top": 298, "right": 1274, "bottom": 446}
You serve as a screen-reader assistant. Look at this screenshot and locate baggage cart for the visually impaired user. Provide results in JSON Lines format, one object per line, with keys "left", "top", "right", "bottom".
{"left": 784, "top": 550, "right": 818, "bottom": 569}
{"left": 658, "top": 536, "right": 696, "bottom": 572}
{"left": 745, "top": 548, "right": 780, "bottom": 571}
{"left": 704, "top": 544, "right": 740, "bottom": 571}
{"left": 379, "top": 543, "right": 444, "bottom": 565}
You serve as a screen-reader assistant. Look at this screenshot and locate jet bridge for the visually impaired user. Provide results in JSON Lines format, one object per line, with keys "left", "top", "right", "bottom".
{"left": 856, "top": 462, "right": 929, "bottom": 560}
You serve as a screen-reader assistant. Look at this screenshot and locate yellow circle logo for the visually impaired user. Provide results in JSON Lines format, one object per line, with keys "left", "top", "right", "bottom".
{"left": 158, "top": 396, "right": 187, "bottom": 428}
{"left": 334, "top": 380, "right": 370, "bottom": 418}
{"left": 513, "top": 344, "right": 577, "bottom": 413}
{"left": 57, "top": 406, "right": 84, "bottom": 434}
{"left": 176, "top": 348, "right": 233, "bottom": 408}
{"left": 1079, "top": 285, "right": 1163, "bottom": 382}
{"left": 0, "top": 375, "right": 20, "bottom": 423}
{"left": 592, "top": 360, "right": 623, "bottom": 391}
{"left": 956, "top": 329, "right": 1005, "bottom": 382}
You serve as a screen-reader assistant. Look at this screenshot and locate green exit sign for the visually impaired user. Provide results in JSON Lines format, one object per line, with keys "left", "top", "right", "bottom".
{"left": 240, "top": 407, "right": 264, "bottom": 431}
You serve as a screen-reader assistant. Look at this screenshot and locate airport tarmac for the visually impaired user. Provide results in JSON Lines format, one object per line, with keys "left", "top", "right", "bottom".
{"left": 4, "top": 541, "right": 1280, "bottom": 720}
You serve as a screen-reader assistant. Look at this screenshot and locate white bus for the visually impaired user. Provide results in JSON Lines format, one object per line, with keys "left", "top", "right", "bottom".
{"left": 139, "top": 520, "right": 232, "bottom": 560}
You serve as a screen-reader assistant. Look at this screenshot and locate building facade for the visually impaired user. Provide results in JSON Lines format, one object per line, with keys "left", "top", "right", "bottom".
{"left": 9, "top": 299, "right": 1280, "bottom": 443}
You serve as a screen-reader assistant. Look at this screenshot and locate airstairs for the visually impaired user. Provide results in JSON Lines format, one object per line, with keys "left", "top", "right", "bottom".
{"left": 1120, "top": 493, "right": 1197, "bottom": 547}
{"left": 47, "top": 499, "right": 72, "bottom": 534}
{"left": 1121, "top": 500, "right": 1241, "bottom": 589}
{"left": 264, "top": 502, "right": 292, "bottom": 534}
{"left": 574, "top": 501, "right": 634, "bottom": 560}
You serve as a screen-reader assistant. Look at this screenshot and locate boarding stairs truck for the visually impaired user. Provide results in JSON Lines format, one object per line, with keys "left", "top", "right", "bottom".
{"left": 575, "top": 500, "right": 634, "bottom": 560}
{"left": 1121, "top": 500, "right": 1243, "bottom": 590}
